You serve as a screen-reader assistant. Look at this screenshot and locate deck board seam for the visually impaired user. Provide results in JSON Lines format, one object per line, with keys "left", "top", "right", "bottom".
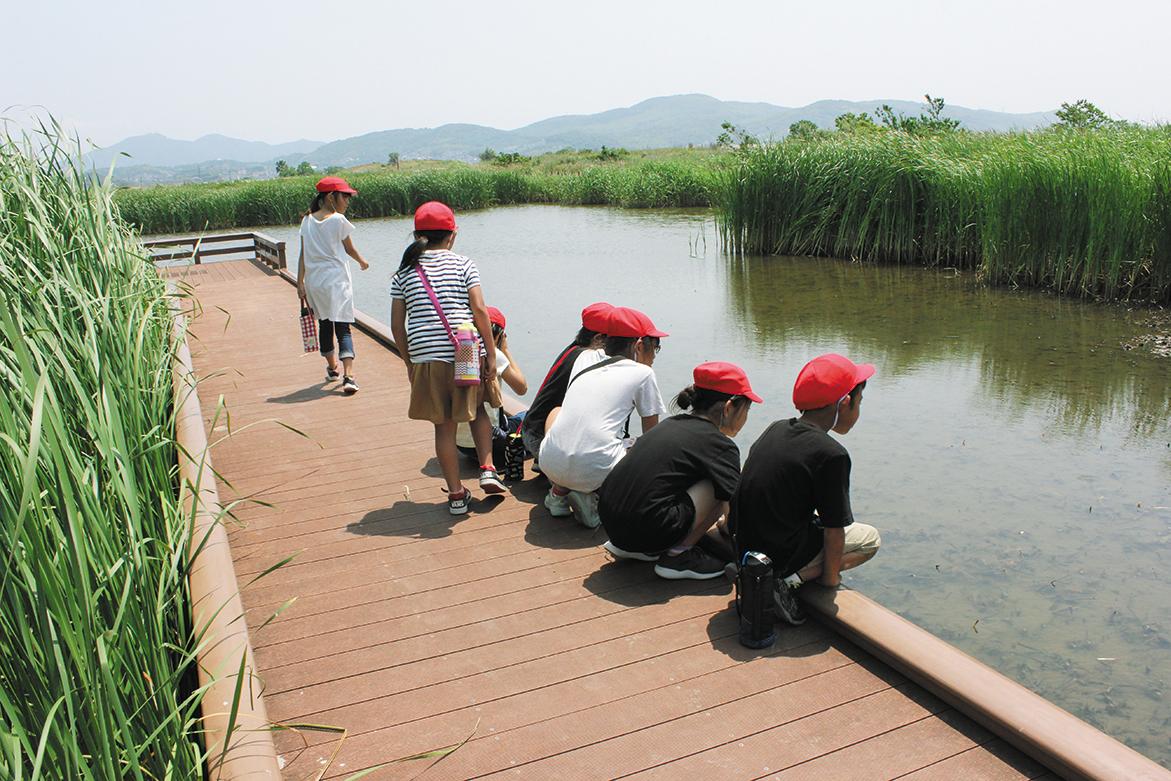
{"left": 245, "top": 549, "right": 604, "bottom": 618}
{"left": 266, "top": 583, "right": 729, "bottom": 708}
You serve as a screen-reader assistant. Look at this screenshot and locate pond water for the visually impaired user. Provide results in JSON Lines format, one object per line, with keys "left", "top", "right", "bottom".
{"left": 259, "top": 205, "right": 1171, "bottom": 766}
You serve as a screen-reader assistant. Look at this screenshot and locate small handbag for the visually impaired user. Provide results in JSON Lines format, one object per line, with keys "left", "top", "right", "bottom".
{"left": 414, "top": 265, "right": 480, "bottom": 386}
{"left": 299, "top": 299, "right": 318, "bottom": 353}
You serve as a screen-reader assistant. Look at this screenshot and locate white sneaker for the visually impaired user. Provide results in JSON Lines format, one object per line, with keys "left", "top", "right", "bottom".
{"left": 544, "top": 490, "right": 572, "bottom": 517}
{"left": 567, "top": 490, "right": 601, "bottom": 529}
{"left": 603, "top": 540, "right": 659, "bottom": 562}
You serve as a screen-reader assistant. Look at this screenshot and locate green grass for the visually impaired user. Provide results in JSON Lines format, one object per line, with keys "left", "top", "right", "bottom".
{"left": 716, "top": 127, "right": 1171, "bottom": 302}
{"left": 113, "top": 152, "right": 726, "bottom": 234}
{"left": 0, "top": 125, "right": 204, "bottom": 778}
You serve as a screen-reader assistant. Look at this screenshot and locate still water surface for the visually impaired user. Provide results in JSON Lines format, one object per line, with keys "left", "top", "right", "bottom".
{"left": 262, "top": 205, "right": 1171, "bottom": 765}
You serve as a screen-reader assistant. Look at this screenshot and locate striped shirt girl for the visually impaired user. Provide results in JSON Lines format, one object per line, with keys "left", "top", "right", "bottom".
{"left": 389, "top": 249, "right": 482, "bottom": 363}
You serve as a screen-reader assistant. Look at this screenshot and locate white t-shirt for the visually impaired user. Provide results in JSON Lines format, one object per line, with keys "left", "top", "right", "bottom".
{"left": 299, "top": 213, "right": 355, "bottom": 322}
{"left": 569, "top": 348, "right": 607, "bottom": 379}
{"left": 389, "top": 250, "right": 482, "bottom": 363}
{"left": 538, "top": 358, "right": 667, "bottom": 492}
{"left": 455, "top": 351, "right": 511, "bottom": 450}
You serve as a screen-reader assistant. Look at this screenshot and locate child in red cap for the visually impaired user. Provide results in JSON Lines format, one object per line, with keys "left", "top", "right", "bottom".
{"left": 597, "top": 362, "right": 761, "bottom": 579}
{"left": 296, "top": 176, "right": 370, "bottom": 394}
{"left": 390, "top": 201, "right": 505, "bottom": 515}
{"left": 729, "top": 353, "right": 882, "bottom": 624}
{"left": 456, "top": 306, "right": 529, "bottom": 466}
{"left": 519, "top": 302, "right": 612, "bottom": 475}
{"left": 538, "top": 306, "right": 669, "bottom": 527}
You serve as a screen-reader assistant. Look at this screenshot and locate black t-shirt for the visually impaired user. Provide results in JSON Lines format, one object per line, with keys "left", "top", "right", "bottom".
{"left": 729, "top": 418, "right": 854, "bottom": 576}
{"left": 598, "top": 414, "right": 742, "bottom": 552}
{"left": 523, "top": 343, "right": 584, "bottom": 437}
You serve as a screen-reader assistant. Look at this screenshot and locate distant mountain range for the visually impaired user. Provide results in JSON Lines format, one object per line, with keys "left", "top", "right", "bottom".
{"left": 89, "top": 94, "right": 1058, "bottom": 185}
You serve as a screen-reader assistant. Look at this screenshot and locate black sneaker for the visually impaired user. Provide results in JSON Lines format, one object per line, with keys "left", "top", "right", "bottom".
{"left": 654, "top": 546, "right": 726, "bottom": 580}
{"left": 325, "top": 366, "right": 341, "bottom": 382}
{"left": 773, "top": 580, "right": 807, "bottom": 625}
{"left": 448, "top": 487, "right": 471, "bottom": 516}
{"left": 342, "top": 375, "right": 359, "bottom": 394}
{"left": 603, "top": 540, "right": 659, "bottom": 562}
{"left": 478, "top": 468, "right": 506, "bottom": 494}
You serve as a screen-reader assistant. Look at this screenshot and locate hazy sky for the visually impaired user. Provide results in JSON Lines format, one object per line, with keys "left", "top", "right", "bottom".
{"left": 6, "top": 0, "right": 1169, "bottom": 146}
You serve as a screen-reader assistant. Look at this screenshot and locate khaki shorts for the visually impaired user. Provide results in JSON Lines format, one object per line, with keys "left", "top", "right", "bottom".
{"left": 408, "top": 360, "right": 502, "bottom": 424}
{"left": 800, "top": 522, "right": 882, "bottom": 571}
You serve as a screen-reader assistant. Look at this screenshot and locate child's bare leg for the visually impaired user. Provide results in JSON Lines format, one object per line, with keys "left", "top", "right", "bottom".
{"left": 797, "top": 549, "right": 878, "bottom": 582}
{"left": 469, "top": 407, "right": 495, "bottom": 469}
{"left": 676, "top": 480, "right": 726, "bottom": 549}
{"left": 434, "top": 421, "right": 463, "bottom": 494}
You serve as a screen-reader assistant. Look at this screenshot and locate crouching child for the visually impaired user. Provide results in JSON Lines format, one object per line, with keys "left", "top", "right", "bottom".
{"left": 729, "top": 353, "right": 882, "bottom": 626}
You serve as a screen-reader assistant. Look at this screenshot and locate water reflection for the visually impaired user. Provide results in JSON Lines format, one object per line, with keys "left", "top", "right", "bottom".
{"left": 723, "top": 254, "right": 1171, "bottom": 437}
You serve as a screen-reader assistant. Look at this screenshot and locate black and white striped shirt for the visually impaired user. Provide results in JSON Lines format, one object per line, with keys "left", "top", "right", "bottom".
{"left": 389, "top": 250, "right": 482, "bottom": 363}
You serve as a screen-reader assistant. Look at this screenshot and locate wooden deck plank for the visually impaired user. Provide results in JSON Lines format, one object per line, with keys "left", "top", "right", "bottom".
{"left": 894, "top": 739, "right": 1048, "bottom": 780}
{"left": 178, "top": 261, "right": 1067, "bottom": 780}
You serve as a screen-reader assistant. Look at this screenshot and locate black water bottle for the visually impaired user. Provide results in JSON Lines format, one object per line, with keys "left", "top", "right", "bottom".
{"left": 504, "top": 433, "right": 526, "bottom": 481}
{"left": 737, "top": 551, "right": 777, "bottom": 649}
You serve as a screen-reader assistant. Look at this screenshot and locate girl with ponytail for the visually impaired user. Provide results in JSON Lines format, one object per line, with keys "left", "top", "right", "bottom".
{"left": 596, "top": 362, "right": 760, "bottom": 580}
{"left": 296, "top": 176, "right": 370, "bottom": 394}
{"left": 389, "top": 201, "right": 504, "bottom": 516}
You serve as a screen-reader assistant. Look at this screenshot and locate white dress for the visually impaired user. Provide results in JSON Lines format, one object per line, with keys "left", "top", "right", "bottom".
{"left": 299, "top": 213, "right": 355, "bottom": 322}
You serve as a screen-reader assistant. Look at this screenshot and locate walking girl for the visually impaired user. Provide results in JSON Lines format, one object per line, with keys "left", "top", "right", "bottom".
{"left": 296, "top": 176, "right": 370, "bottom": 394}
{"left": 597, "top": 362, "right": 760, "bottom": 580}
{"left": 390, "top": 201, "right": 505, "bottom": 515}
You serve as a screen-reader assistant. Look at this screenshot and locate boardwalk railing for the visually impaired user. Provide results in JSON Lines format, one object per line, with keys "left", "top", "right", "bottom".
{"left": 145, "top": 231, "right": 287, "bottom": 269}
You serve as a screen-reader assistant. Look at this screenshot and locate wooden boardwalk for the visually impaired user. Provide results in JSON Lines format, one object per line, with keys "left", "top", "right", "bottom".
{"left": 179, "top": 260, "right": 1054, "bottom": 780}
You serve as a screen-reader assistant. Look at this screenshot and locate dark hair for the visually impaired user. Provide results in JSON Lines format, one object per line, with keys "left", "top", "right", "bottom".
{"left": 491, "top": 323, "right": 504, "bottom": 342}
{"left": 305, "top": 191, "right": 328, "bottom": 217}
{"left": 603, "top": 335, "right": 661, "bottom": 358}
{"left": 804, "top": 380, "right": 868, "bottom": 413}
{"left": 573, "top": 327, "right": 599, "bottom": 347}
{"left": 846, "top": 380, "right": 867, "bottom": 408}
{"left": 603, "top": 335, "right": 638, "bottom": 357}
{"left": 673, "top": 384, "right": 748, "bottom": 416}
{"left": 304, "top": 190, "right": 353, "bottom": 218}
{"left": 398, "top": 229, "right": 454, "bottom": 272}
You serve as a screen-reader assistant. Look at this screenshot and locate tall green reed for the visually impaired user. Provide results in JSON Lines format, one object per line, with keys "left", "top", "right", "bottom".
{"left": 717, "top": 128, "right": 1171, "bottom": 303}
{"left": 0, "top": 124, "right": 204, "bottom": 778}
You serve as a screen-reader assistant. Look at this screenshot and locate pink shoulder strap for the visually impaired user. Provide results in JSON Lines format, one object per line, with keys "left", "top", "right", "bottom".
{"left": 414, "top": 264, "right": 458, "bottom": 346}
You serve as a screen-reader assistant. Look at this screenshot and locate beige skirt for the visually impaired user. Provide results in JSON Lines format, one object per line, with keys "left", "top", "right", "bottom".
{"left": 408, "top": 360, "right": 502, "bottom": 424}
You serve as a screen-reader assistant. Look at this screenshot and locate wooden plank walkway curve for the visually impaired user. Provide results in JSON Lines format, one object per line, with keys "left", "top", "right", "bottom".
{"left": 177, "top": 259, "right": 1053, "bottom": 780}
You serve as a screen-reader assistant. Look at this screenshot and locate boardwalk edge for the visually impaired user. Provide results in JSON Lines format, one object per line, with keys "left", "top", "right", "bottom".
{"left": 173, "top": 303, "right": 283, "bottom": 780}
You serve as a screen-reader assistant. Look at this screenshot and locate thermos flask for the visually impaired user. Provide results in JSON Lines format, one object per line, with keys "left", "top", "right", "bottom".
{"left": 737, "top": 551, "right": 777, "bottom": 649}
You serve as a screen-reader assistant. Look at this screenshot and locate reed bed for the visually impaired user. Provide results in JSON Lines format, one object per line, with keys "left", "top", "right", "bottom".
{"left": 114, "top": 160, "right": 722, "bottom": 234}
{"left": 0, "top": 128, "right": 204, "bottom": 777}
{"left": 717, "top": 128, "right": 1171, "bottom": 302}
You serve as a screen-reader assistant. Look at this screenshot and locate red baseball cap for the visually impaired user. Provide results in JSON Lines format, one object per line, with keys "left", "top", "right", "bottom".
{"left": 487, "top": 306, "right": 506, "bottom": 330}
{"left": 414, "top": 201, "right": 457, "bottom": 231}
{"left": 792, "top": 353, "right": 875, "bottom": 411}
{"left": 580, "top": 302, "right": 613, "bottom": 333}
{"left": 604, "top": 307, "right": 668, "bottom": 339}
{"left": 694, "top": 361, "right": 763, "bottom": 403}
{"left": 316, "top": 176, "right": 357, "bottom": 195}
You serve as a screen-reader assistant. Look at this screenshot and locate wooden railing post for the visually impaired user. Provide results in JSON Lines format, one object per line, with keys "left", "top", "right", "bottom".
{"left": 276, "top": 241, "right": 287, "bottom": 270}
